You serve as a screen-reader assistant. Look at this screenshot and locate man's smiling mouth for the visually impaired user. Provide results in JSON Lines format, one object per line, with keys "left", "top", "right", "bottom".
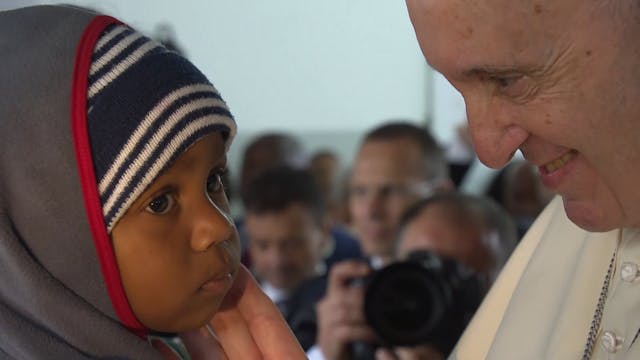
{"left": 541, "top": 150, "right": 577, "bottom": 173}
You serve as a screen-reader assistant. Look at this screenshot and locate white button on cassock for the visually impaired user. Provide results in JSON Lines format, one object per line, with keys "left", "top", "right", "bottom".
{"left": 601, "top": 331, "right": 622, "bottom": 353}
{"left": 621, "top": 262, "right": 640, "bottom": 282}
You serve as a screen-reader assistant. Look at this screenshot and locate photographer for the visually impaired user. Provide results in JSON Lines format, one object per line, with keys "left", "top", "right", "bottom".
{"left": 311, "top": 193, "right": 517, "bottom": 360}
{"left": 307, "top": 121, "right": 451, "bottom": 360}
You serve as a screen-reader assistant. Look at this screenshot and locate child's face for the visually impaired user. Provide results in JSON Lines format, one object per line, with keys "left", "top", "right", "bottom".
{"left": 111, "top": 133, "right": 240, "bottom": 333}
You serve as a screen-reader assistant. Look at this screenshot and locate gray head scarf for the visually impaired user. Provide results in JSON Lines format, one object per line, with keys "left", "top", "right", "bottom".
{"left": 0, "top": 5, "right": 235, "bottom": 359}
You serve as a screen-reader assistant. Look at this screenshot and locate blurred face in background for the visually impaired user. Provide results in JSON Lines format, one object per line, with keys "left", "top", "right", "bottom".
{"left": 245, "top": 202, "right": 326, "bottom": 291}
{"left": 310, "top": 152, "right": 339, "bottom": 199}
{"left": 397, "top": 203, "right": 493, "bottom": 275}
{"left": 503, "top": 161, "right": 554, "bottom": 232}
{"left": 349, "top": 139, "right": 432, "bottom": 263}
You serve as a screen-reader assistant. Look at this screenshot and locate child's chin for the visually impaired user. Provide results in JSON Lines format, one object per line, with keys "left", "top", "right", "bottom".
{"left": 187, "top": 305, "right": 222, "bottom": 332}
{"left": 145, "top": 304, "right": 222, "bottom": 334}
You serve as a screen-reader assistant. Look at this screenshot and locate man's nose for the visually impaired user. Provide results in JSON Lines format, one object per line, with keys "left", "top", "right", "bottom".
{"left": 465, "top": 96, "right": 528, "bottom": 169}
{"left": 364, "top": 191, "right": 386, "bottom": 219}
{"left": 269, "top": 247, "right": 288, "bottom": 268}
{"left": 190, "top": 197, "right": 235, "bottom": 252}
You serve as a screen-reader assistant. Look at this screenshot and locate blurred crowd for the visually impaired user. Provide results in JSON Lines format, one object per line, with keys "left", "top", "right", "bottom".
{"left": 226, "top": 120, "right": 553, "bottom": 360}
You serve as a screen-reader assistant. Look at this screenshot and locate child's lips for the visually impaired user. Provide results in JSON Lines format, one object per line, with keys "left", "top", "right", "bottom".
{"left": 200, "top": 272, "right": 233, "bottom": 294}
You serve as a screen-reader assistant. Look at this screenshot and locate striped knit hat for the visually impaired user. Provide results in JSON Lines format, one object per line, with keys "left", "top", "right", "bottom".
{"left": 87, "top": 24, "right": 236, "bottom": 232}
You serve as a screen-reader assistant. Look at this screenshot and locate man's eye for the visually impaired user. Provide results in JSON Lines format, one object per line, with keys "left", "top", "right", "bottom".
{"left": 145, "top": 193, "right": 175, "bottom": 214}
{"left": 487, "top": 74, "right": 531, "bottom": 99}
{"left": 491, "top": 75, "right": 520, "bottom": 89}
{"left": 383, "top": 184, "right": 405, "bottom": 195}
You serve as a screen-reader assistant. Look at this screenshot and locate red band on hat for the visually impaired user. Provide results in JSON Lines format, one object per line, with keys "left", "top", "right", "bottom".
{"left": 70, "top": 15, "right": 147, "bottom": 337}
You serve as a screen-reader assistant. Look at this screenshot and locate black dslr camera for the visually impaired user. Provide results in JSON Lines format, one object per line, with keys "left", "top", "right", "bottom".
{"left": 350, "top": 250, "right": 485, "bottom": 359}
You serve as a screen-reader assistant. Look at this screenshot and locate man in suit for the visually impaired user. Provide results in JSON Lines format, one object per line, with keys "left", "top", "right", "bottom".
{"left": 244, "top": 166, "right": 360, "bottom": 350}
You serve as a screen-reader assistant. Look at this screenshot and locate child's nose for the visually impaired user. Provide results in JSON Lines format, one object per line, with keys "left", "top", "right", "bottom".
{"left": 190, "top": 198, "right": 234, "bottom": 252}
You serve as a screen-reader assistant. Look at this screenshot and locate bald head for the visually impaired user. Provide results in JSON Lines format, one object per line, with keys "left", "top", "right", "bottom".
{"left": 396, "top": 193, "right": 517, "bottom": 284}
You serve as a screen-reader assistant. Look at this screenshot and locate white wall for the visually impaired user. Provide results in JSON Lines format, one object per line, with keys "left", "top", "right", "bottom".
{"left": 33, "top": 0, "right": 434, "bottom": 132}
{"left": 432, "top": 73, "right": 466, "bottom": 144}
{"left": 5, "top": 0, "right": 472, "bottom": 140}
{"left": 5, "top": 1, "right": 475, "bottom": 191}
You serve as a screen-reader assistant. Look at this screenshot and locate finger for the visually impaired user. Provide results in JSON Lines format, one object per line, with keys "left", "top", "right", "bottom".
{"left": 332, "top": 323, "right": 378, "bottom": 344}
{"left": 326, "top": 260, "right": 370, "bottom": 295}
{"left": 210, "top": 307, "right": 260, "bottom": 359}
{"left": 318, "top": 289, "right": 364, "bottom": 314}
{"left": 375, "top": 348, "right": 398, "bottom": 360}
{"left": 179, "top": 327, "right": 228, "bottom": 360}
{"left": 395, "top": 345, "right": 445, "bottom": 360}
{"left": 318, "top": 323, "right": 377, "bottom": 358}
{"left": 317, "top": 303, "right": 365, "bottom": 334}
{"left": 317, "top": 286, "right": 365, "bottom": 314}
{"left": 331, "top": 304, "right": 368, "bottom": 326}
{"left": 234, "top": 266, "right": 306, "bottom": 359}
{"left": 343, "top": 285, "right": 367, "bottom": 308}
{"left": 212, "top": 265, "right": 305, "bottom": 360}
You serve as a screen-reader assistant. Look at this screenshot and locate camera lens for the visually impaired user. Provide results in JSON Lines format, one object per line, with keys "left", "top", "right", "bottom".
{"left": 364, "top": 261, "right": 451, "bottom": 346}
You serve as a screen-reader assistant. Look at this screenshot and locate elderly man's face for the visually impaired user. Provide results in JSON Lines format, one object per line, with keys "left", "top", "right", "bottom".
{"left": 406, "top": 0, "right": 640, "bottom": 231}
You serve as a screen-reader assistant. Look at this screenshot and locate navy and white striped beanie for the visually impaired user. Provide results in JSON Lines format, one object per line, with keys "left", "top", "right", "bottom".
{"left": 87, "top": 24, "right": 236, "bottom": 232}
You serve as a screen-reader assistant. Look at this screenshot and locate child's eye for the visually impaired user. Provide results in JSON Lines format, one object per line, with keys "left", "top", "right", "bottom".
{"left": 206, "top": 169, "right": 227, "bottom": 196}
{"left": 145, "top": 193, "right": 175, "bottom": 214}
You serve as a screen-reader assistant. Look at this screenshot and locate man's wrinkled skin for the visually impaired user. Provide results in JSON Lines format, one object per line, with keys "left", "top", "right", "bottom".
{"left": 406, "top": 0, "right": 640, "bottom": 231}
